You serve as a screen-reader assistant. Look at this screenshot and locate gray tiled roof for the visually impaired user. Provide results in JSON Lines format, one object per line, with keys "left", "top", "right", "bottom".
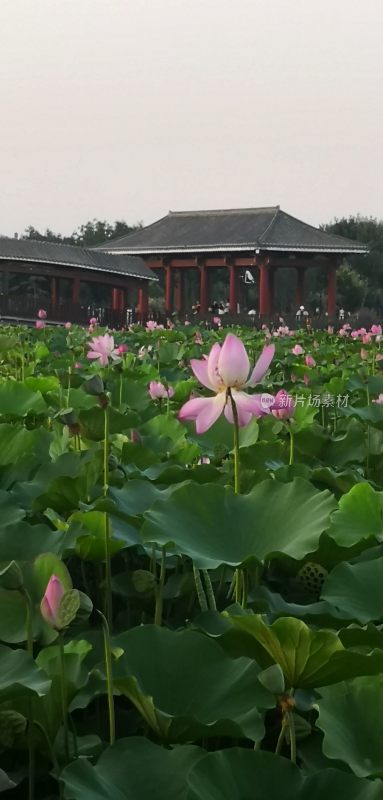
{"left": 96, "top": 207, "right": 368, "bottom": 255}
{"left": 0, "top": 237, "right": 155, "bottom": 280}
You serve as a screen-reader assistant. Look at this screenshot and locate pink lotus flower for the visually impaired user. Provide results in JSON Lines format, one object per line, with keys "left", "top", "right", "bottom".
{"left": 89, "top": 317, "right": 97, "bottom": 325}
{"left": 74, "top": 362, "right": 82, "bottom": 369}
{"left": 35, "top": 320, "right": 45, "bottom": 329}
{"left": 371, "top": 325, "right": 382, "bottom": 336}
{"left": 305, "top": 354, "right": 316, "bottom": 367}
{"left": 292, "top": 344, "right": 304, "bottom": 356}
{"left": 87, "top": 333, "right": 120, "bottom": 366}
{"left": 212, "top": 316, "right": 221, "bottom": 327}
{"left": 149, "top": 381, "right": 175, "bottom": 400}
{"left": 146, "top": 320, "right": 157, "bottom": 331}
{"left": 351, "top": 330, "right": 359, "bottom": 339}
{"left": 38, "top": 308, "right": 47, "bottom": 319}
{"left": 360, "top": 348, "right": 369, "bottom": 360}
{"left": 178, "top": 333, "right": 275, "bottom": 433}
{"left": 64, "top": 322, "right": 72, "bottom": 329}
{"left": 117, "top": 344, "right": 128, "bottom": 355}
{"left": 271, "top": 390, "right": 295, "bottom": 420}
{"left": 373, "top": 394, "right": 383, "bottom": 404}
{"left": 362, "top": 334, "right": 372, "bottom": 345}
{"left": 303, "top": 374, "right": 310, "bottom": 385}
{"left": 40, "top": 575, "right": 65, "bottom": 629}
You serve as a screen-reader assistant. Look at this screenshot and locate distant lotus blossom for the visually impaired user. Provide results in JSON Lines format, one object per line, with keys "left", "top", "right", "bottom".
{"left": 179, "top": 333, "right": 275, "bottom": 433}
{"left": 339, "top": 328, "right": 347, "bottom": 337}
{"left": 64, "top": 322, "right": 72, "bottom": 329}
{"left": 351, "top": 330, "right": 359, "bottom": 339}
{"left": 277, "top": 326, "right": 290, "bottom": 336}
{"left": 271, "top": 390, "right": 295, "bottom": 421}
{"left": 373, "top": 394, "right": 383, "bottom": 404}
{"left": 146, "top": 320, "right": 157, "bottom": 331}
{"left": 74, "top": 362, "right": 82, "bottom": 369}
{"left": 117, "top": 344, "right": 128, "bottom": 355}
{"left": 89, "top": 317, "right": 97, "bottom": 325}
{"left": 184, "top": 320, "right": 191, "bottom": 326}
{"left": 194, "top": 331, "right": 203, "bottom": 345}
{"left": 167, "top": 319, "right": 175, "bottom": 329}
{"left": 35, "top": 320, "right": 45, "bottom": 329}
{"left": 360, "top": 348, "right": 369, "bottom": 360}
{"left": 371, "top": 325, "right": 382, "bottom": 336}
{"left": 327, "top": 326, "right": 334, "bottom": 334}
{"left": 149, "top": 381, "right": 175, "bottom": 400}
{"left": 362, "top": 334, "right": 372, "bottom": 345}
{"left": 292, "top": 344, "right": 304, "bottom": 356}
{"left": 212, "top": 316, "right": 221, "bottom": 327}
{"left": 305, "top": 354, "right": 316, "bottom": 367}
{"left": 303, "top": 374, "right": 310, "bottom": 385}
{"left": 38, "top": 309, "right": 47, "bottom": 319}
{"left": 87, "top": 333, "right": 120, "bottom": 366}
{"left": 376, "top": 354, "right": 383, "bottom": 362}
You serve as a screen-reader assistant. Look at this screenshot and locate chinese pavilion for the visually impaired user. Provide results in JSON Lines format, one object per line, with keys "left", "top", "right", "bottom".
{"left": 0, "top": 237, "right": 155, "bottom": 325}
{"left": 97, "top": 206, "right": 368, "bottom": 318}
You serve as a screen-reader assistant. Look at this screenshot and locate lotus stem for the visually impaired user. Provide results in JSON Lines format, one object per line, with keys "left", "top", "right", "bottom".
{"left": 103, "top": 404, "right": 113, "bottom": 628}
{"left": 58, "top": 633, "right": 69, "bottom": 762}
{"left": 154, "top": 546, "right": 167, "bottom": 626}
{"left": 24, "top": 589, "right": 35, "bottom": 800}
{"left": 193, "top": 564, "right": 208, "bottom": 611}
{"left": 202, "top": 569, "right": 217, "bottom": 610}
{"left": 287, "top": 710, "right": 296, "bottom": 764}
{"left": 97, "top": 611, "right": 115, "bottom": 746}
{"left": 289, "top": 428, "right": 294, "bottom": 466}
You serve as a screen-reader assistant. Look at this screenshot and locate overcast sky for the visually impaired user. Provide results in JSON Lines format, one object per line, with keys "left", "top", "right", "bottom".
{"left": 0, "top": 0, "right": 382, "bottom": 237}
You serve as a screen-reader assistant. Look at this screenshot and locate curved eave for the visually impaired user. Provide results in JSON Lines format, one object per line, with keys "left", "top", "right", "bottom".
{"left": 0, "top": 254, "right": 158, "bottom": 281}
{"left": 103, "top": 244, "right": 369, "bottom": 256}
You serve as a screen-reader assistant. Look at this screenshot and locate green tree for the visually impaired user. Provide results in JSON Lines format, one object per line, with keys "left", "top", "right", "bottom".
{"left": 323, "top": 216, "right": 383, "bottom": 310}
{"left": 336, "top": 263, "right": 368, "bottom": 312}
{"left": 22, "top": 219, "right": 142, "bottom": 248}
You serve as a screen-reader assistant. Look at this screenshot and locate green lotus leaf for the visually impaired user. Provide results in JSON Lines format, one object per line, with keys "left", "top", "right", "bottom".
{"left": 327, "top": 483, "right": 383, "bottom": 547}
{"left": 0, "top": 645, "right": 51, "bottom": 701}
{"left": 141, "top": 478, "right": 336, "bottom": 568}
{"left": 317, "top": 676, "right": 383, "bottom": 777}
{"left": 321, "top": 556, "right": 383, "bottom": 623}
{"left": 112, "top": 625, "right": 273, "bottom": 743}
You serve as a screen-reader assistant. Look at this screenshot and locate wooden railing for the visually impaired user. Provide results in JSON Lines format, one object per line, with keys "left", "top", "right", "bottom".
{"left": 0, "top": 295, "right": 135, "bottom": 328}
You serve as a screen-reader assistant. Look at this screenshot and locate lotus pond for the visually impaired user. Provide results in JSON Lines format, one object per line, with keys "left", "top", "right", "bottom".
{"left": 1, "top": 321, "right": 383, "bottom": 799}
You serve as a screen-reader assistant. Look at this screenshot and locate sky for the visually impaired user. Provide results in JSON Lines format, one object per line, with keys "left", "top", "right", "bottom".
{"left": 0, "top": 0, "right": 382, "bottom": 237}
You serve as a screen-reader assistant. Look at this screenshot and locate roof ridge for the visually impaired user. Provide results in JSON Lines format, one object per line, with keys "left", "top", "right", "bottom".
{"left": 94, "top": 215, "right": 170, "bottom": 249}
{"left": 263, "top": 210, "right": 365, "bottom": 248}
{"left": 168, "top": 206, "right": 279, "bottom": 217}
{"left": 258, "top": 207, "right": 281, "bottom": 243}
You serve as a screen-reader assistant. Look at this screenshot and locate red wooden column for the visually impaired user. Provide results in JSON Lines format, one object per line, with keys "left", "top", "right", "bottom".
{"left": 112, "top": 288, "right": 120, "bottom": 311}
{"left": 72, "top": 276, "right": 80, "bottom": 305}
{"left": 50, "top": 276, "right": 58, "bottom": 307}
{"left": 327, "top": 262, "right": 337, "bottom": 317}
{"left": 259, "top": 263, "right": 270, "bottom": 316}
{"left": 175, "top": 270, "right": 184, "bottom": 315}
{"left": 296, "top": 268, "right": 305, "bottom": 308}
{"left": 165, "top": 265, "right": 173, "bottom": 314}
{"left": 199, "top": 263, "right": 208, "bottom": 312}
{"left": 228, "top": 264, "right": 237, "bottom": 314}
{"left": 138, "top": 284, "right": 149, "bottom": 320}
{"left": 269, "top": 267, "right": 275, "bottom": 314}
